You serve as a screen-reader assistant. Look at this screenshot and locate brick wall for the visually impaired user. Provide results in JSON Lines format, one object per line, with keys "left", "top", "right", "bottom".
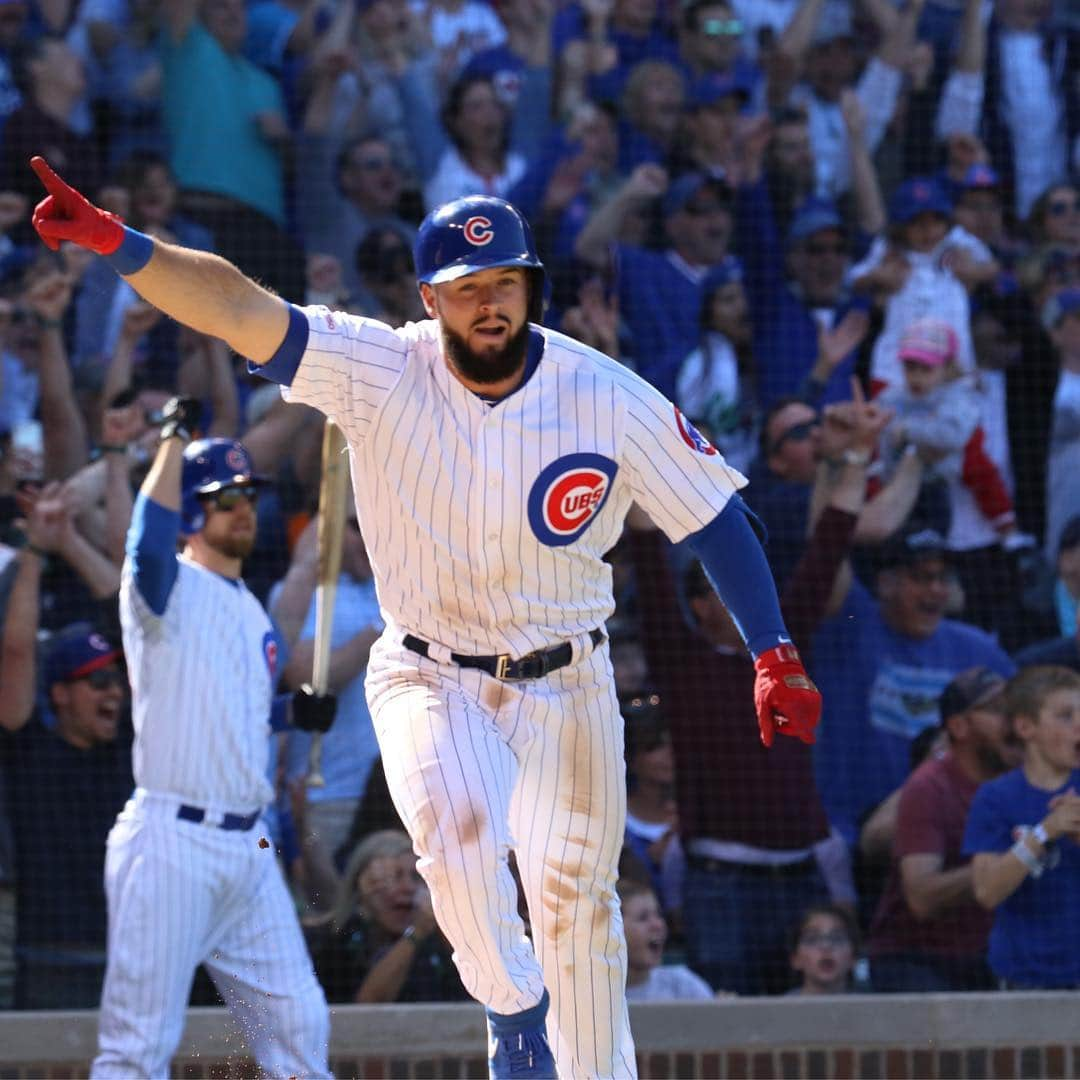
{"left": 2, "top": 994, "right": 1078, "bottom": 1078}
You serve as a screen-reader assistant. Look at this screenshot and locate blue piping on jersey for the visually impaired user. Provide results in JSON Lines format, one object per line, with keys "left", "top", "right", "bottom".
{"left": 251, "top": 302, "right": 309, "bottom": 387}
{"left": 127, "top": 494, "right": 180, "bottom": 615}
{"left": 474, "top": 328, "right": 545, "bottom": 404}
{"left": 685, "top": 495, "right": 790, "bottom": 659}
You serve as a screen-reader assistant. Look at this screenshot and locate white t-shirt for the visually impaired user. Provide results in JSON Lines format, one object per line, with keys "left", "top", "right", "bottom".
{"left": 626, "top": 965, "right": 715, "bottom": 1002}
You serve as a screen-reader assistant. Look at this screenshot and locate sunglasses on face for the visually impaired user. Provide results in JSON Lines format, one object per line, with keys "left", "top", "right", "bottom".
{"left": 699, "top": 17, "right": 743, "bottom": 35}
{"left": 768, "top": 419, "right": 818, "bottom": 455}
{"left": 201, "top": 485, "right": 259, "bottom": 512}
{"left": 75, "top": 668, "right": 125, "bottom": 690}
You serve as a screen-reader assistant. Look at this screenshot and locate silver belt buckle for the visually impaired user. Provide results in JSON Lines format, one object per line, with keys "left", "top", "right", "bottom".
{"left": 495, "top": 654, "right": 512, "bottom": 680}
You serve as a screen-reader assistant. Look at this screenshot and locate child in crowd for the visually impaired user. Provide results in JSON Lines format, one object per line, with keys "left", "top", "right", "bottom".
{"left": 787, "top": 903, "right": 861, "bottom": 995}
{"left": 964, "top": 666, "right": 1080, "bottom": 989}
{"left": 875, "top": 318, "right": 1019, "bottom": 626}
{"left": 619, "top": 880, "right": 717, "bottom": 1002}
{"left": 849, "top": 177, "right": 997, "bottom": 390}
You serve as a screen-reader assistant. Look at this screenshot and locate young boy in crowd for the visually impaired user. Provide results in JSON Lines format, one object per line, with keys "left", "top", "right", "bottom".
{"left": 787, "top": 903, "right": 861, "bottom": 996}
{"left": 618, "top": 880, "right": 717, "bottom": 1002}
{"left": 964, "top": 666, "right": 1080, "bottom": 989}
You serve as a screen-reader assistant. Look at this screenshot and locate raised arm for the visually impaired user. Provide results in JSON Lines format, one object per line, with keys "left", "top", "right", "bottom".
{"left": 30, "top": 157, "right": 290, "bottom": 364}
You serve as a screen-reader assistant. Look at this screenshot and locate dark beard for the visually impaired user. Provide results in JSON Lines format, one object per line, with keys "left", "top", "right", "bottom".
{"left": 443, "top": 320, "right": 531, "bottom": 386}
{"left": 207, "top": 532, "right": 256, "bottom": 561}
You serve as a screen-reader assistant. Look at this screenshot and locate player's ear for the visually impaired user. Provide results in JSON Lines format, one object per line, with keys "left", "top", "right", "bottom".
{"left": 419, "top": 282, "right": 437, "bottom": 320}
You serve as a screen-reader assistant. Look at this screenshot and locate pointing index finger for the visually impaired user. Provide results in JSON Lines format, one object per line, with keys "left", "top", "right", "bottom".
{"left": 30, "top": 156, "right": 69, "bottom": 198}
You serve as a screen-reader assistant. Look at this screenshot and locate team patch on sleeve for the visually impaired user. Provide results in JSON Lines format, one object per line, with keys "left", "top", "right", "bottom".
{"left": 527, "top": 453, "right": 618, "bottom": 546}
{"left": 262, "top": 631, "right": 278, "bottom": 680}
{"left": 673, "top": 406, "right": 717, "bottom": 455}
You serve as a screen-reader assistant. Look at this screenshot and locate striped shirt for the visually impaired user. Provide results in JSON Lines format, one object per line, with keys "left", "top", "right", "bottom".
{"left": 280, "top": 310, "right": 747, "bottom": 656}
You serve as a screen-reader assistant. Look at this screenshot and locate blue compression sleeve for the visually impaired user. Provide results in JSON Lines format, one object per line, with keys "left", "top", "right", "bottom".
{"left": 685, "top": 495, "right": 790, "bottom": 659}
{"left": 126, "top": 493, "right": 180, "bottom": 615}
{"left": 249, "top": 303, "right": 308, "bottom": 387}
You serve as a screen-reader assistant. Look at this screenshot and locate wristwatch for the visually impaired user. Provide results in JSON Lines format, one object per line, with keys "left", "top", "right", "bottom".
{"left": 400, "top": 925, "right": 419, "bottom": 947}
{"left": 1032, "top": 822, "right": 1051, "bottom": 848}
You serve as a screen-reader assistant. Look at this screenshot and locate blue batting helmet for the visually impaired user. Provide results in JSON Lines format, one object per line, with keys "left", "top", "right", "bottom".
{"left": 414, "top": 196, "right": 548, "bottom": 323}
{"left": 180, "top": 438, "right": 267, "bottom": 534}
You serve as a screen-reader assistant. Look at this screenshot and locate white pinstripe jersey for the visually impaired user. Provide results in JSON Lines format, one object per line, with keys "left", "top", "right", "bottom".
{"left": 282, "top": 308, "right": 748, "bottom": 655}
{"left": 119, "top": 556, "right": 276, "bottom": 811}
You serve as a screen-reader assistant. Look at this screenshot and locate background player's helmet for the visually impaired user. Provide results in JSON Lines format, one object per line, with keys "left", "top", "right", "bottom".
{"left": 414, "top": 196, "right": 548, "bottom": 323}
{"left": 180, "top": 438, "right": 267, "bottom": 535}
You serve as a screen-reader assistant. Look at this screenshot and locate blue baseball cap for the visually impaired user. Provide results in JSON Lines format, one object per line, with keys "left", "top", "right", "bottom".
{"left": 662, "top": 172, "right": 734, "bottom": 218}
{"left": 1041, "top": 287, "right": 1080, "bottom": 330}
{"left": 688, "top": 72, "right": 751, "bottom": 110}
{"left": 787, "top": 197, "right": 843, "bottom": 246}
{"left": 889, "top": 178, "right": 952, "bottom": 224}
{"left": 45, "top": 623, "right": 121, "bottom": 687}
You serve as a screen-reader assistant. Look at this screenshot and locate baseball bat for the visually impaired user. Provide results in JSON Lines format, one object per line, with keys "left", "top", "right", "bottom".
{"left": 306, "top": 419, "right": 350, "bottom": 787}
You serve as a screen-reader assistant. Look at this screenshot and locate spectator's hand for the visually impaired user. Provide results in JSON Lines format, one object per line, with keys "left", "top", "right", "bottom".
{"left": 731, "top": 114, "right": 772, "bottom": 184}
{"left": 119, "top": 300, "right": 163, "bottom": 342}
{"left": 21, "top": 481, "right": 76, "bottom": 554}
{"left": 753, "top": 644, "right": 820, "bottom": 747}
{"left": 542, "top": 153, "right": 590, "bottom": 214}
{"left": 255, "top": 111, "right": 291, "bottom": 145}
{"left": 625, "top": 163, "right": 668, "bottom": 202}
{"left": 849, "top": 377, "right": 893, "bottom": 453}
{"left": 559, "top": 277, "right": 619, "bottom": 357}
{"left": 25, "top": 269, "right": 74, "bottom": 323}
{"left": 580, "top": 0, "right": 614, "bottom": 24}
{"left": 1044, "top": 790, "right": 1080, "bottom": 843}
{"left": 305, "top": 253, "right": 346, "bottom": 304}
{"left": 645, "top": 825, "right": 677, "bottom": 866}
{"left": 816, "top": 309, "right": 870, "bottom": 377}
{"left": 0, "top": 189, "right": 28, "bottom": 233}
{"left": 101, "top": 395, "right": 144, "bottom": 449}
{"left": 945, "top": 132, "right": 988, "bottom": 181}
{"left": 818, "top": 400, "right": 859, "bottom": 458}
{"left": 410, "top": 883, "right": 438, "bottom": 940}
{"left": 311, "top": 47, "right": 353, "bottom": 85}
{"left": 30, "top": 156, "right": 125, "bottom": 254}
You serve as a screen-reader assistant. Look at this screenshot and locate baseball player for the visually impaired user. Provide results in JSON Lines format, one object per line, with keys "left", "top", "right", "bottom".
{"left": 86, "top": 405, "right": 336, "bottom": 1078}
{"left": 31, "top": 156, "right": 822, "bottom": 1080}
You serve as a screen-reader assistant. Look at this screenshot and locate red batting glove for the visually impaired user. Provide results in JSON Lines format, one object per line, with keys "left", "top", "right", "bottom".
{"left": 753, "top": 644, "right": 821, "bottom": 748}
{"left": 29, "top": 156, "right": 125, "bottom": 254}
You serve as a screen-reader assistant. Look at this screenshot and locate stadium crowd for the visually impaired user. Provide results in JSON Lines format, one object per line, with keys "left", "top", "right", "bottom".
{"left": 0, "top": 0, "right": 1079, "bottom": 1015}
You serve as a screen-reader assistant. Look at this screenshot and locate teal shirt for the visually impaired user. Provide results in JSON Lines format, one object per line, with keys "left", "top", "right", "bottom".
{"left": 160, "top": 22, "right": 285, "bottom": 225}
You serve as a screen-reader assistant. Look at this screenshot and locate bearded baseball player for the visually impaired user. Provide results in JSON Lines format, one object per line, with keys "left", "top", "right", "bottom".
{"left": 88, "top": 414, "right": 336, "bottom": 1077}
{"left": 32, "top": 156, "right": 821, "bottom": 1080}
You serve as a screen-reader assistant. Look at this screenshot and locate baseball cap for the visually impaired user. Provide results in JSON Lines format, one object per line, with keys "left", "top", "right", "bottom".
{"left": 898, "top": 318, "right": 959, "bottom": 366}
{"left": 888, "top": 178, "right": 952, "bottom": 224}
{"left": 787, "top": 197, "right": 843, "bottom": 246}
{"left": 960, "top": 163, "right": 1001, "bottom": 191}
{"left": 877, "top": 526, "right": 948, "bottom": 572}
{"left": 1041, "top": 287, "right": 1080, "bottom": 330}
{"left": 44, "top": 623, "right": 121, "bottom": 687}
{"left": 939, "top": 667, "right": 1009, "bottom": 724}
{"left": 662, "top": 172, "right": 733, "bottom": 218}
{"left": 688, "top": 72, "right": 751, "bottom": 110}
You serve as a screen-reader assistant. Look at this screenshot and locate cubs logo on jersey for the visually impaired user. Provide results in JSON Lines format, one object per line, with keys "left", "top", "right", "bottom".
{"left": 527, "top": 453, "right": 618, "bottom": 547}
{"left": 463, "top": 216, "right": 494, "bottom": 246}
{"left": 673, "top": 406, "right": 717, "bottom": 456}
{"left": 262, "top": 631, "right": 278, "bottom": 680}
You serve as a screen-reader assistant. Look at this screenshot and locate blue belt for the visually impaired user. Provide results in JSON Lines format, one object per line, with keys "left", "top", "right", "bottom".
{"left": 177, "top": 804, "right": 260, "bottom": 831}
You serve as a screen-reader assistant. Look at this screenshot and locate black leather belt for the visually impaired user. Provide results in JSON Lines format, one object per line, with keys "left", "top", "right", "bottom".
{"left": 403, "top": 628, "right": 605, "bottom": 680}
{"left": 687, "top": 852, "right": 817, "bottom": 879}
{"left": 177, "top": 804, "right": 260, "bottom": 831}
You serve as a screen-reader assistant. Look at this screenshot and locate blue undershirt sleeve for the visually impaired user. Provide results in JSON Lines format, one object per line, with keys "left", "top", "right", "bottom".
{"left": 685, "top": 495, "right": 791, "bottom": 659}
{"left": 248, "top": 303, "right": 308, "bottom": 386}
{"left": 126, "top": 494, "right": 180, "bottom": 616}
